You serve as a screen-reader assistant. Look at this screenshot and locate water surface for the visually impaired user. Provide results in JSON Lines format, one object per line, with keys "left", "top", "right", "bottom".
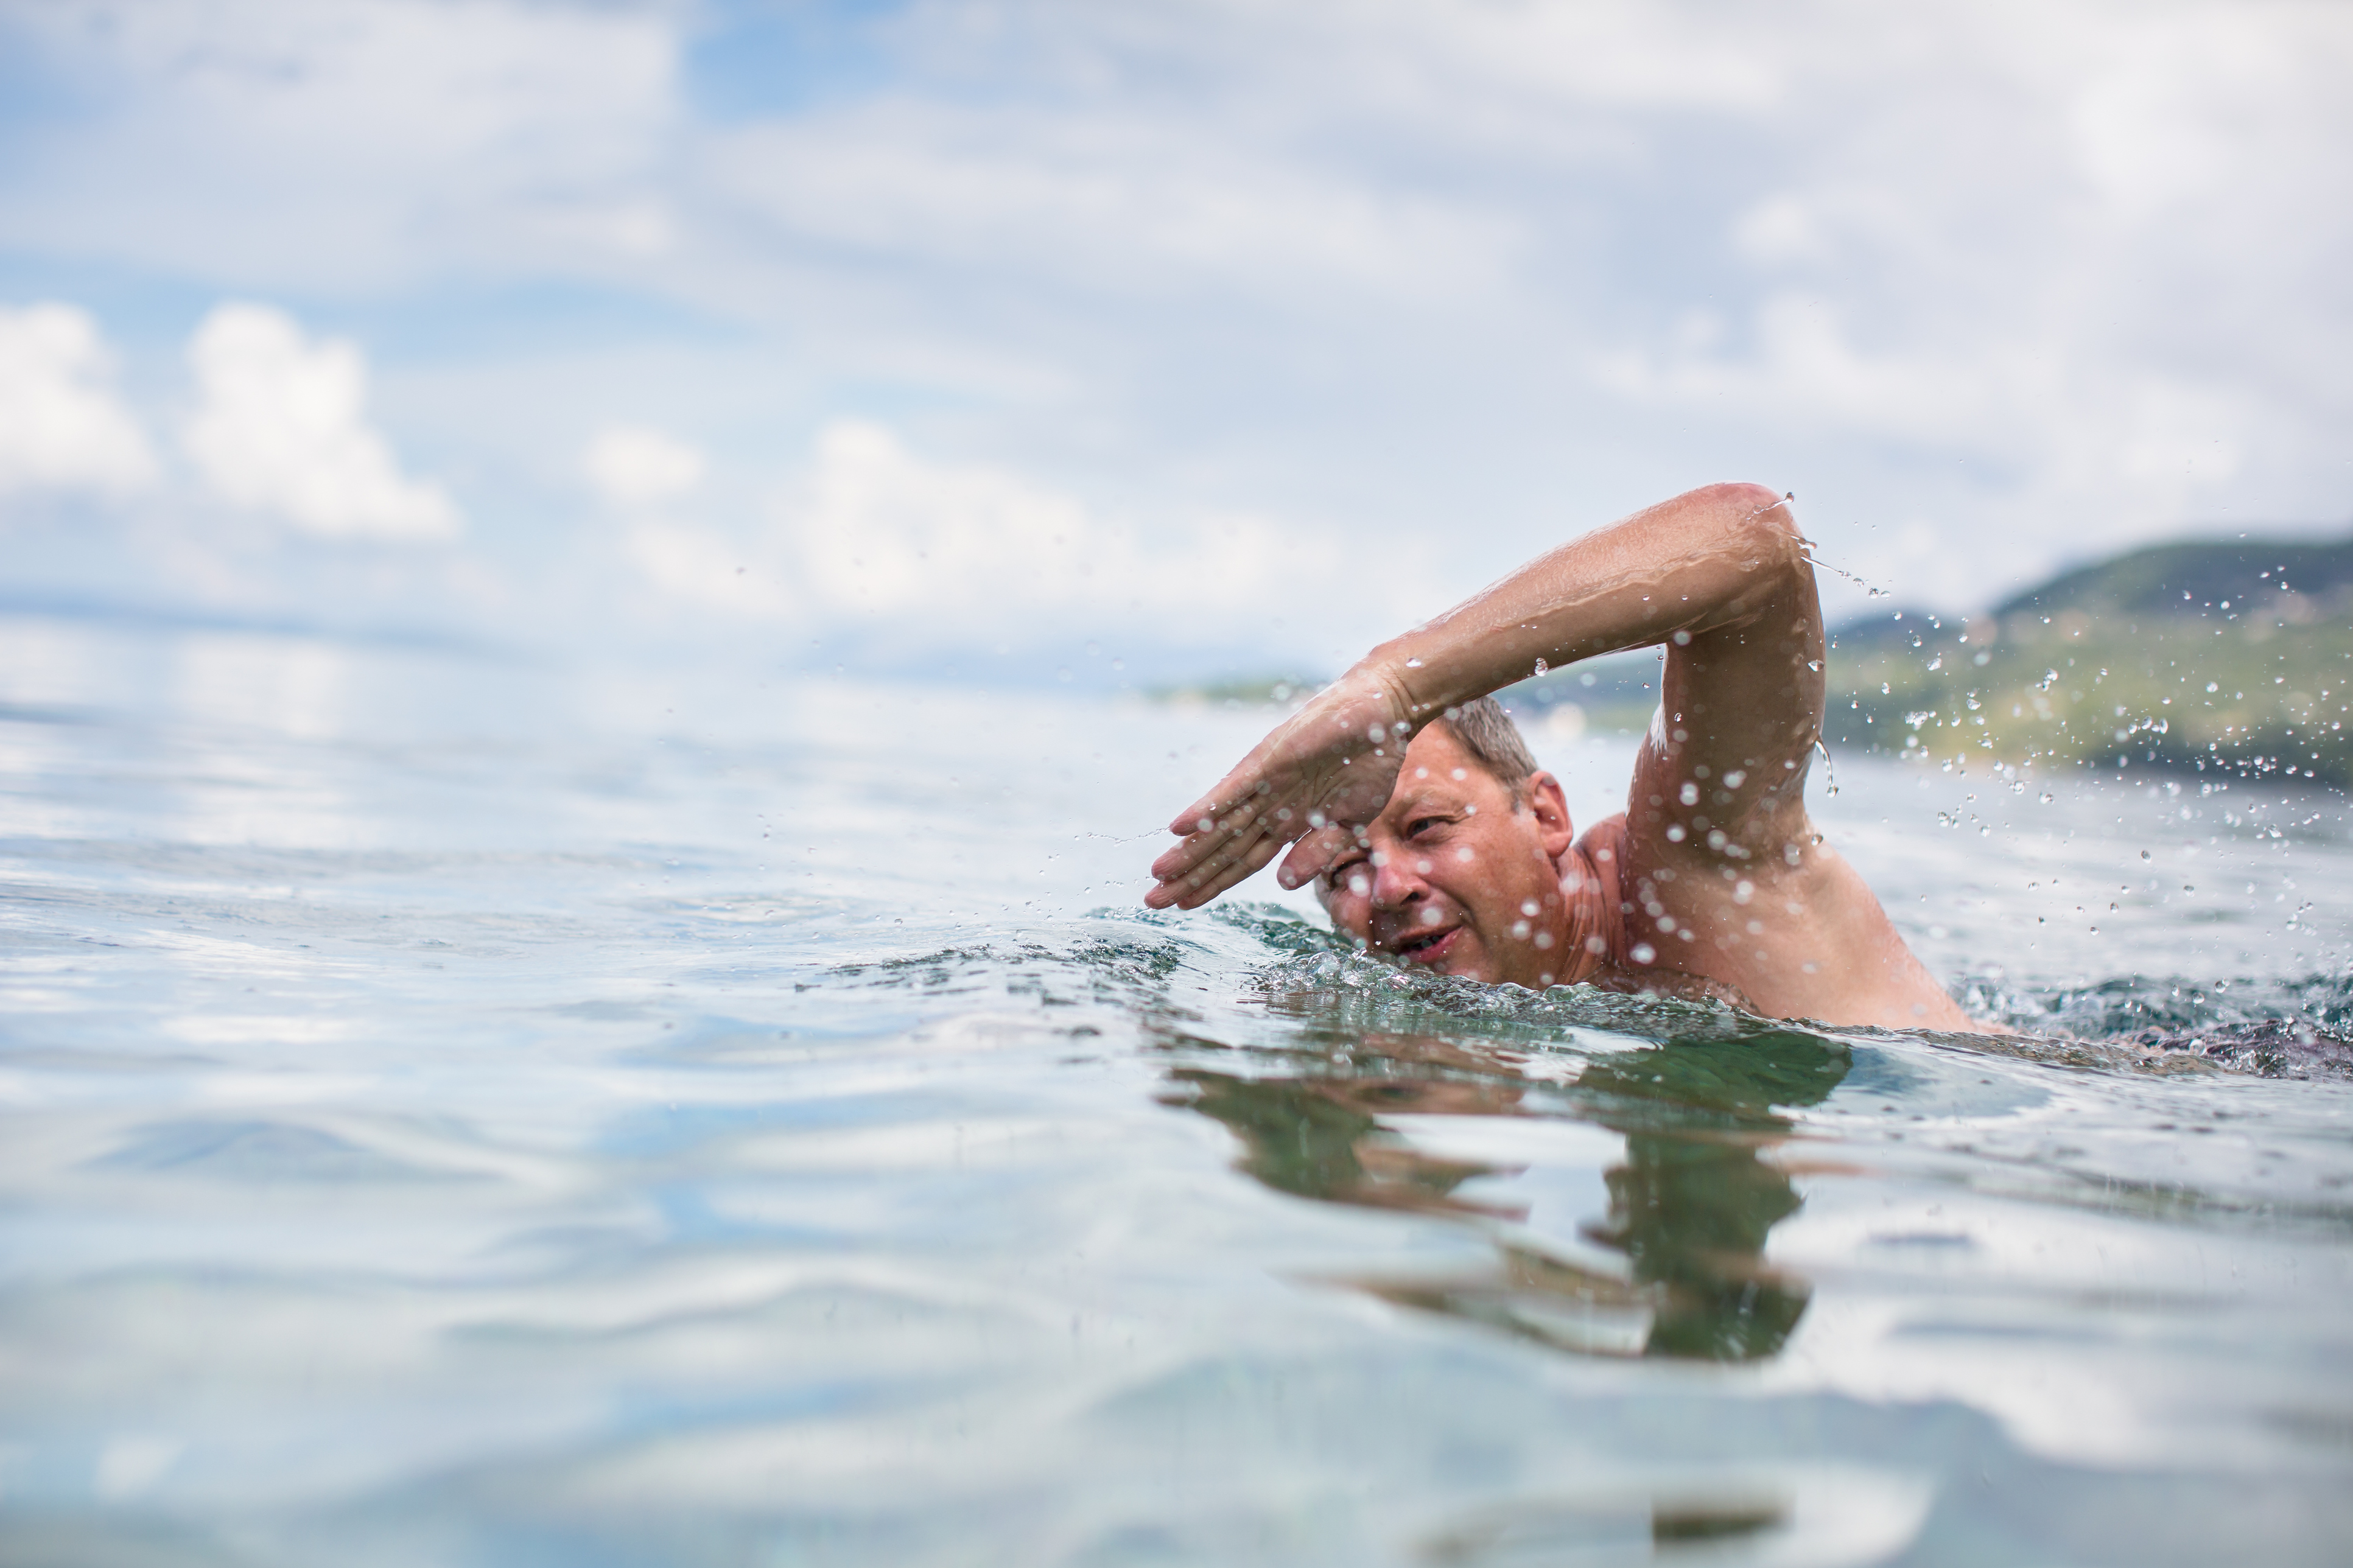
{"left": 4, "top": 613, "right": 2351, "bottom": 1565}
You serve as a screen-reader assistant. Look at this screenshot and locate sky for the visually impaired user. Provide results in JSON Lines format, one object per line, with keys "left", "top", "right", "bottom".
{"left": 1, "top": 0, "right": 2348, "bottom": 683}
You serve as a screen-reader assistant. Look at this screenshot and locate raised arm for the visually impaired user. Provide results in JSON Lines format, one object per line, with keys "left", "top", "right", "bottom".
{"left": 1146, "top": 483, "right": 1817, "bottom": 909}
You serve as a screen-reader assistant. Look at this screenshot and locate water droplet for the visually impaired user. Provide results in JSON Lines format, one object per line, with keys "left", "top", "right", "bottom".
{"left": 1533, "top": 658, "right": 1549, "bottom": 676}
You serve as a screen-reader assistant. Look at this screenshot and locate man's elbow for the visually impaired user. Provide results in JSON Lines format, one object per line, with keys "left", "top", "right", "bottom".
{"left": 1694, "top": 481, "right": 1805, "bottom": 568}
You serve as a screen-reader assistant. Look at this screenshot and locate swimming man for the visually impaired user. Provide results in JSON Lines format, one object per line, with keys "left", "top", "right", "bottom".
{"left": 1145, "top": 483, "right": 1975, "bottom": 1031}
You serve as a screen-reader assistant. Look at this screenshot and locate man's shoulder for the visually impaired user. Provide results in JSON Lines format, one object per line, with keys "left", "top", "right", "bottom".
{"left": 1571, "top": 813, "right": 1632, "bottom": 870}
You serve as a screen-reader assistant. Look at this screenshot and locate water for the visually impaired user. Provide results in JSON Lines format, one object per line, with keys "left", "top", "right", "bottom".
{"left": 4, "top": 612, "right": 2352, "bottom": 1566}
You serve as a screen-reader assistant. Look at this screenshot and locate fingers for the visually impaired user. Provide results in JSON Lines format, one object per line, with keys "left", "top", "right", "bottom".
{"left": 1149, "top": 789, "right": 1278, "bottom": 884}
{"left": 1144, "top": 707, "right": 1358, "bottom": 908}
{"left": 1150, "top": 819, "right": 1230, "bottom": 884}
{"left": 1165, "top": 792, "right": 1225, "bottom": 836}
{"left": 1160, "top": 828, "right": 1288, "bottom": 910}
{"left": 1275, "top": 822, "right": 1355, "bottom": 891}
{"left": 1148, "top": 810, "right": 1285, "bottom": 908}
{"left": 1164, "top": 781, "right": 1271, "bottom": 841}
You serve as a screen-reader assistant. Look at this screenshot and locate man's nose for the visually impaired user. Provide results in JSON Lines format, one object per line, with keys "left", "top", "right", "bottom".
{"left": 1368, "top": 851, "right": 1428, "bottom": 909}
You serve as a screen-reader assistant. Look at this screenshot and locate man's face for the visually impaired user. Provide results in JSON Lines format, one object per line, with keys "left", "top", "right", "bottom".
{"left": 1314, "top": 724, "right": 1575, "bottom": 988}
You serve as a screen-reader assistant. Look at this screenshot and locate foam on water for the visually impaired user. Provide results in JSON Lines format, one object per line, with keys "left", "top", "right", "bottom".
{"left": 4, "top": 612, "right": 2352, "bottom": 1565}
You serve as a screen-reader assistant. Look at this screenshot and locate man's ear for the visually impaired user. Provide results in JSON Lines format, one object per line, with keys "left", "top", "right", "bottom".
{"left": 1524, "top": 771, "right": 1574, "bottom": 858}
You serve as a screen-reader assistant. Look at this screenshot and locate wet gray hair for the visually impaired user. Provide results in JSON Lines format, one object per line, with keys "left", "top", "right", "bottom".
{"left": 1434, "top": 696, "right": 1540, "bottom": 803}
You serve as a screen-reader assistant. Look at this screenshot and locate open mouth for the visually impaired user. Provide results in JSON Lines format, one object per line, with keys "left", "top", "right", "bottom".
{"left": 1392, "top": 925, "right": 1458, "bottom": 962}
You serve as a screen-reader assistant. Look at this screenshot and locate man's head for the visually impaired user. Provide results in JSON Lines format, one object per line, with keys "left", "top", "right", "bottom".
{"left": 1314, "top": 699, "right": 1580, "bottom": 988}
{"left": 1434, "top": 695, "right": 1542, "bottom": 807}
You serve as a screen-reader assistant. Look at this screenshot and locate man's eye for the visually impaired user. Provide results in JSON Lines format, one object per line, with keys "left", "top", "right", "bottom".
{"left": 1407, "top": 816, "right": 1450, "bottom": 838}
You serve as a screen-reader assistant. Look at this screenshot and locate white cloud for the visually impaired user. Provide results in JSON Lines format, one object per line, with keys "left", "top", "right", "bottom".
{"left": 0, "top": 303, "right": 156, "bottom": 498}
{"left": 2067, "top": 9, "right": 2311, "bottom": 219}
{"left": 183, "top": 303, "right": 460, "bottom": 542}
{"left": 5, "top": 0, "right": 2352, "bottom": 633}
{"left": 0, "top": 0, "right": 679, "bottom": 289}
{"left": 1594, "top": 294, "right": 2051, "bottom": 449}
{"left": 603, "top": 419, "right": 1405, "bottom": 657}
{"left": 586, "top": 425, "right": 706, "bottom": 509}
{"left": 787, "top": 420, "right": 1099, "bottom": 619}
{"left": 1590, "top": 288, "right": 2285, "bottom": 583}
{"left": 623, "top": 517, "right": 791, "bottom": 619}
{"left": 704, "top": 103, "right": 1515, "bottom": 303}
{"left": 777, "top": 420, "right": 1372, "bottom": 646}
{"left": 1733, "top": 197, "right": 1834, "bottom": 266}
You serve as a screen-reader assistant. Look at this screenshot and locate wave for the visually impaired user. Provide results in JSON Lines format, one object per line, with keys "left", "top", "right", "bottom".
{"left": 817, "top": 902, "right": 2353, "bottom": 1081}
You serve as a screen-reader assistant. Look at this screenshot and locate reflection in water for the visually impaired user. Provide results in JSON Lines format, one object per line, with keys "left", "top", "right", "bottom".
{"left": 1165, "top": 1027, "right": 1848, "bottom": 1362}
{"left": 1423, "top": 1489, "right": 1791, "bottom": 1564}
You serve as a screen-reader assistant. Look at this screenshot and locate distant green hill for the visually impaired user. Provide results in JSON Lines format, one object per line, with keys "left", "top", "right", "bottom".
{"left": 1827, "top": 528, "right": 2353, "bottom": 785}
{"left": 1994, "top": 534, "right": 2353, "bottom": 618}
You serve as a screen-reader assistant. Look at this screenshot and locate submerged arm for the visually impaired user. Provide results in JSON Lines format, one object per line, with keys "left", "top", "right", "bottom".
{"left": 1147, "top": 483, "right": 1817, "bottom": 908}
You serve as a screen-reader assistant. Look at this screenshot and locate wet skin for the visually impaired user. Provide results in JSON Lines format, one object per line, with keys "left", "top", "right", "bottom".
{"left": 1150, "top": 482, "right": 1978, "bottom": 1031}
{"left": 1313, "top": 724, "right": 1596, "bottom": 990}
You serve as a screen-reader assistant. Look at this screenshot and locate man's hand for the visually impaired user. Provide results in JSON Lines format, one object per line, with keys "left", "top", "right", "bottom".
{"left": 1145, "top": 672, "right": 1414, "bottom": 909}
